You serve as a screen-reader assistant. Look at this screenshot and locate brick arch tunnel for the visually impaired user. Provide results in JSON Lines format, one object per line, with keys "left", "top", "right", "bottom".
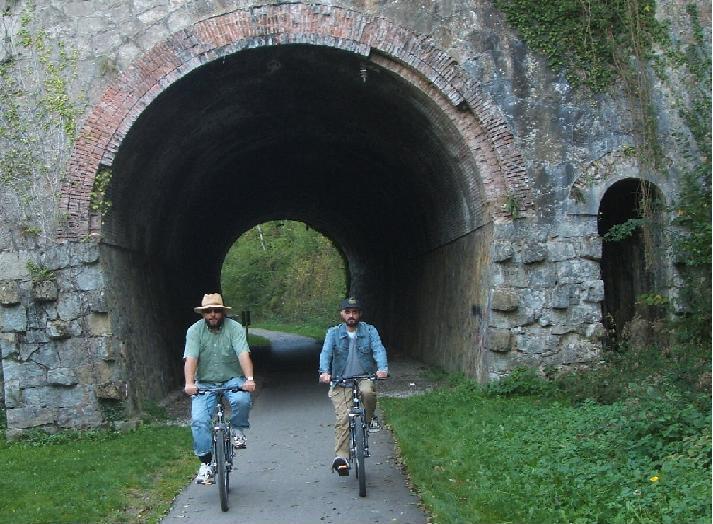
{"left": 100, "top": 44, "right": 493, "bottom": 398}
{"left": 58, "top": 5, "right": 533, "bottom": 406}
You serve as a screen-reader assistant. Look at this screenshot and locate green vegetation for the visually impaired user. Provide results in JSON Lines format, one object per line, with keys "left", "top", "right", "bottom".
{"left": 253, "top": 320, "right": 328, "bottom": 341}
{"left": 493, "top": 0, "right": 663, "bottom": 92}
{"left": 247, "top": 331, "right": 271, "bottom": 346}
{"left": 25, "top": 260, "right": 54, "bottom": 283}
{"left": 221, "top": 221, "right": 346, "bottom": 326}
{"left": 381, "top": 366, "right": 711, "bottom": 524}
{"left": 0, "top": 425, "right": 195, "bottom": 524}
{"left": 0, "top": 1, "right": 83, "bottom": 240}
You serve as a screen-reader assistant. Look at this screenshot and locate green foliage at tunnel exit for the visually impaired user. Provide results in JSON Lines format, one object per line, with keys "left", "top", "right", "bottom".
{"left": 493, "top": 0, "right": 664, "bottom": 92}
{"left": 220, "top": 221, "right": 347, "bottom": 326}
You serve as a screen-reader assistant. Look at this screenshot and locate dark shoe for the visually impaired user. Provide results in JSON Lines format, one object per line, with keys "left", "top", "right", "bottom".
{"left": 331, "top": 457, "right": 349, "bottom": 476}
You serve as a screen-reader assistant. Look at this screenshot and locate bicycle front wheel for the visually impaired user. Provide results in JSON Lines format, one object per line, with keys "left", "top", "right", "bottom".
{"left": 215, "top": 429, "right": 229, "bottom": 511}
{"left": 355, "top": 420, "right": 367, "bottom": 497}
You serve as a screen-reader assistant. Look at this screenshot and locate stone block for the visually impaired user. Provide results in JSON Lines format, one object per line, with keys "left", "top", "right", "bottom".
{"left": 0, "top": 280, "right": 21, "bottom": 305}
{"left": 31, "top": 280, "right": 58, "bottom": 302}
{"left": 3, "top": 379, "right": 22, "bottom": 408}
{"left": 18, "top": 343, "right": 39, "bottom": 362}
{"left": 74, "top": 264, "right": 104, "bottom": 291}
{"left": 491, "top": 289, "right": 519, "bottom": 311}
{"left": 492, "top": 264, "right": 528, "bottom": 288}
{"left": 0, "top": 305, "right": 27, "bottom": 332}
{"left": 551, "top": 284, "right": 573, "bottom": 309}
{"left": 547, "top": 241, "right": 576, "bottom": 262}
{"left": 29, "top": 345, "right": 60, "bottom": 368}
{"left": 47, "top": 320, "right": 72, "bottom": 340}
{"left": 4, "top": 359, "right": 46, "bottom": 387}
{"left": 514, "top": 332, "right": 560, "bottom": 355}
{"left": 86, "top": 290, "right": 108, "bottom": 313}
{"left": 567, "top": 303, "right": 601, "bottom": 325}
{"left": 39, "top": 246, "right": 70, "bottom": 271}
{"left": 48, "top": 368, "right": 78, "bottom": 386}
{"left": 0, "top": 332, "right": 18, "bottom": 358}
{"left": 556, "top": 259, "right": 600, "bottom": 284}
{"left": 87, "top": 312, "right": 112, "bottom": 336}
{"left": 95, "top": 381, "right": 126, "bottom": 400}
{"left": 58, "top": 292, "right": 83, "bottom": 320}
{"left": 582, "top": 280, "right": 605, "bottom": 302}
{"left": 486, "top": 328, "right": 512, "bottom": 352}
{"left": 27, "top": 303, "right": 57, "bottom": 329}
{"left": 575, "top": 236, "right": 603, "bottom": 260}
{"left": 527, "top": 266, "right": 557, "bottom": 289}
{"left": 0, "top": 251, "right": 30, "bottom": 279}
{"left": 73, "top": 243, "right": 100, "bottom": 265}
{"left": 521, "top": 242, "right": 547, "bottom": 264}
{"left": 6, "top": 406, "right": 57, "bottom": 429}
{"left": 585, "top": 323, "right": 607, "bottom": 338}
{"left": 489, "top": 309, "right": 534, "bottom": 329}
{"left": 491, "top": 242, "right": 513, "bottom": 262}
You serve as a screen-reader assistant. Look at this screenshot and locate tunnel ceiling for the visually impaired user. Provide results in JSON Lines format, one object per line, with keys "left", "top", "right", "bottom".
{"left": 105, "top": 45, "right": 485, "bottom": 286}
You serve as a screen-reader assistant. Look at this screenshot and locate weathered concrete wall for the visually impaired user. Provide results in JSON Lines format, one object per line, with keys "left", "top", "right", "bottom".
{"left": 0, "top": 0, "right": 707, "bottom": 434}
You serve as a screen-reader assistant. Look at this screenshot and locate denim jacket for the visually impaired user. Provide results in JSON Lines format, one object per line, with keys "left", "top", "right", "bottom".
{"left": 319, "top": 322, "right": 388, "bottom": 381}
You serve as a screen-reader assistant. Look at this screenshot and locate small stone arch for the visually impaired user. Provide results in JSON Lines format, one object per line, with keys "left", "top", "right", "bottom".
{"left": 57, "top": 2, "right": 532, "bottom": 240}
{"left": 597, "top": 177, "right": 668, "bottom": 340}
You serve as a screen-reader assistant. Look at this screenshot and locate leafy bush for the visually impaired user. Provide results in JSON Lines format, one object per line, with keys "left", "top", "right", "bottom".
{"left": 485, "top": 366, "right": 556, "bottom": 397}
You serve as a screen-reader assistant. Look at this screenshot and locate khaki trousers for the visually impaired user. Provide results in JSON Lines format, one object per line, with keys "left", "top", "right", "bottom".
{"left": 328, "top": 379, "right": 376, "bottom": 458}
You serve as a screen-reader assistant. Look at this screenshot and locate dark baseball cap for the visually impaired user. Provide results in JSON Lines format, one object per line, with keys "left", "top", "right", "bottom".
{"left": 339, "top": 297, "right": 362, "bottom": 310}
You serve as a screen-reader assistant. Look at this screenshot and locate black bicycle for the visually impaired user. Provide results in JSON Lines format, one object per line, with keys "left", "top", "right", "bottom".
{"left": 195, "top": 386, "right": 246, "bottom": 512}
{"left": 333, "top": 374, "right": 379, "bottom": 497}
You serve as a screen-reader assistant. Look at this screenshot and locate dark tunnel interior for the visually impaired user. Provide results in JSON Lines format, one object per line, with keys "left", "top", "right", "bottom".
{"left": 598, "top": 178, "right": 664, "bottom": 339}
{"left": 99, "top": 45, "right": 490, "bottom": 401}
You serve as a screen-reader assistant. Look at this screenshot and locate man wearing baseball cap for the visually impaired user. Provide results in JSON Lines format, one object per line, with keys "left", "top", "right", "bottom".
{"left": 183, "top": 293, "right": 256, "bottom": 484}
{"left": 319, "top": 297, "right": 389, "bottom": 475}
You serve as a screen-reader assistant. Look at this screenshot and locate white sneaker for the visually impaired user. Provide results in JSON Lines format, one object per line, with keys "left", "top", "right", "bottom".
{"left": 368, "top": 416, "right": 381, "bottom": 433}
{"left": 195, "top": 463, "right": 214, "bottom": 484}
{"left": 232, "top": 428, "right": 247, "bottom": 449}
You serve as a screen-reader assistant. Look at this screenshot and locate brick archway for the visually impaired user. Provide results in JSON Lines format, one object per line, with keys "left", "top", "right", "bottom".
{"left": 58, "top": 2, "right": 531, "bottom": 240}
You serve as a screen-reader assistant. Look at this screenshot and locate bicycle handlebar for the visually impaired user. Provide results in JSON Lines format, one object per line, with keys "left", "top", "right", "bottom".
{"left": 195, "top": 386, "right": 248, "bottom": 395}
{"left": 330, "top": 374, "right": 388, "bottom": 386}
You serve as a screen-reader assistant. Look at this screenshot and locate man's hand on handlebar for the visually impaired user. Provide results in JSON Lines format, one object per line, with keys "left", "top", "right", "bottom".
{"left": 184, "top": 383, "right": 198, "bottom": 396}
{"left": 376, "top": 369, "right": 388, "bottom": 379}
{"left": 319, "top": 372, "right": 331, "bottom": 384}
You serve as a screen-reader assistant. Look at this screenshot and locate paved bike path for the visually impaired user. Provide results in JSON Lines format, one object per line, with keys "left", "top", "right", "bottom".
{"left": 160, "top": 330, "right": 427, "bottom": 524}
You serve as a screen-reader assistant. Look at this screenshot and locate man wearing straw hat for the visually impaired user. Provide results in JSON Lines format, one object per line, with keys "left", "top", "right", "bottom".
{"left": 183, "top": 293, "right": 256, "bottom": 484}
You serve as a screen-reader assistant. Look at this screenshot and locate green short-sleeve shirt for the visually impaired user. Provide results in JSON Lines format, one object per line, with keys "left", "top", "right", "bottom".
{"left": 183, "top": 317, "right": 249, "bottom": 382}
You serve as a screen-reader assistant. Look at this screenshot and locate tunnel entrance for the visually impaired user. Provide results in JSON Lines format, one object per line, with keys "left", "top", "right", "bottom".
{"left": 220, "top": 220, "right": 347, "bottom": 327}
{"left": 93, "top": 41, "right": 501, "bottom": 404}
{"left": 598, "top": 178, "right": 665, "bottom": 341}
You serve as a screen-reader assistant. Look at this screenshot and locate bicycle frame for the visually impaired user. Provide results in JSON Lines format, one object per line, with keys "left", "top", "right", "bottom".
{"left": 195, "top": 386, "right": 246, "bottom": 512}
{"left": 333, "top": 374, "right": 376, "bottom": 497}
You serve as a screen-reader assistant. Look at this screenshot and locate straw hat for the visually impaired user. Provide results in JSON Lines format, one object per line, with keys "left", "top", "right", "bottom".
{"left": 194, "top": 293, "right": 232, "bottom": 314}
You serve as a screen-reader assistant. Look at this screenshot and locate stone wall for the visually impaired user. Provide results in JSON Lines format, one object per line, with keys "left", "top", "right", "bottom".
{"left": 0, "top": 0, "right": 707, "bottom": 433}
{"left": 0, "top": 242, "right": 124, "bottom": 438}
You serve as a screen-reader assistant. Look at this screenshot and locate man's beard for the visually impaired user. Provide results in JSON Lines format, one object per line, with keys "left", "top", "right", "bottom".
{"left": 345, "top": 318, "right": 358, "bottom": 326}
{"left": 205, "top": 317, "right": 224, "bottom": 330}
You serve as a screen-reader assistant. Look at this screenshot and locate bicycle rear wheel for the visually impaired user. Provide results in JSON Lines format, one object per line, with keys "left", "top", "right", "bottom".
{"left": 215, "top": 429, "right": 229, "bottom": 511}
{"left": 355, "top": 420, "right": 367, "bottom": 497}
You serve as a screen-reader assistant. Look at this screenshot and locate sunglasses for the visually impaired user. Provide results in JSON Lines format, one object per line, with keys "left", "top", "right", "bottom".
{"left": 203, "top": 308, "right": 224, "bottom": 314}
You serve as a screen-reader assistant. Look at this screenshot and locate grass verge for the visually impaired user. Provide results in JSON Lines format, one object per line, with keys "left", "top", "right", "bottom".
{"left": 380, "top": 375, "right": 711, "bottom": 524}
{"left": 0, "top": 425, "right": 195, "bottom": 524}
{"left": 252, "top": 320, "right": 327, "bottom": 341}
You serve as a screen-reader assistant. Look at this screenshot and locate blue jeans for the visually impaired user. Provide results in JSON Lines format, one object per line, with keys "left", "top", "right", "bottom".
{"left": 191, "top": 376, "right": 252, "bottom": 457}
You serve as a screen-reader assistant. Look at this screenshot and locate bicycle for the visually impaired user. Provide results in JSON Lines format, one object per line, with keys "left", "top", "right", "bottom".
{"left": 195, "top": 386, "right": 247, "bottom": 512}
{"left": 332, "top": 374, "right": 380, "bottom": 497}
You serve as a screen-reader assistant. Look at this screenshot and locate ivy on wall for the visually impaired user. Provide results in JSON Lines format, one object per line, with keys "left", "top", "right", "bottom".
{"left": 0, "top": 1, "right": 83, "bottom": 243}
{"left": 495, "top": 1, "right": 711, "bottom": 348}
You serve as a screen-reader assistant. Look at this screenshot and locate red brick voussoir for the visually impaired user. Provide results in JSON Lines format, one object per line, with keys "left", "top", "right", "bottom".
{"left": 57, "top": 2, "right": 532, "bottom": 240}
